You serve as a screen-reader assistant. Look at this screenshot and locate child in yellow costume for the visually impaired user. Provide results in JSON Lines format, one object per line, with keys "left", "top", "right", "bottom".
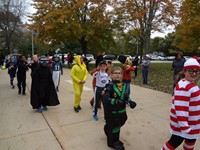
{"left": 70, "top": 55, "right": 88, "bottom": 112}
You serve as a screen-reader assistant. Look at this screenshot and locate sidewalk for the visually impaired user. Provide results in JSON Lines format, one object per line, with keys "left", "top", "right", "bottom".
{"left": 0, "top": 68, "right": 200, "bottom": 150}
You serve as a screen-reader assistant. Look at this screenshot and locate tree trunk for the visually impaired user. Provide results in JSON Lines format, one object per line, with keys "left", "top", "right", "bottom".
{"left": 139, "top": 37, "right": 144, "bottom": 63}
{"left": 79, "top": 36, "right": 87, "bottom": 54}
{"left": 145, "top": 28, "right": 151, "bottom": 54}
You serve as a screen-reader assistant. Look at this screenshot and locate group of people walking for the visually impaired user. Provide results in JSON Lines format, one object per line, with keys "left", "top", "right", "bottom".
{"left": 1, "top": 52, "right": 200, "bottom": 150}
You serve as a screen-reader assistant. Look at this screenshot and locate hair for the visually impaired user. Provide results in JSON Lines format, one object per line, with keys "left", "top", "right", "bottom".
{"left": 175, "top": 71, "right": 185, "bottom": 84}
{"left": 111, "top": 66, "right": 122, "bottom": 73}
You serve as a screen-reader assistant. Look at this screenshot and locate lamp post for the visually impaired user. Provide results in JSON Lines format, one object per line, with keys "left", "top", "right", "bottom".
{"left": 32, "top": 32, "right": 34, "bottom": 56}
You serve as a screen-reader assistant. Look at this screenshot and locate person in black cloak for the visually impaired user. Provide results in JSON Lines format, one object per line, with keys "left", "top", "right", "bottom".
{"left": 30, "top": 56, "right": 60, "bottom": 113}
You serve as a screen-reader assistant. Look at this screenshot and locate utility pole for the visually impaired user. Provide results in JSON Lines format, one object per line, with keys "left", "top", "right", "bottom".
{"left": 32, "top": 32, "right": 34, "bottom": 56}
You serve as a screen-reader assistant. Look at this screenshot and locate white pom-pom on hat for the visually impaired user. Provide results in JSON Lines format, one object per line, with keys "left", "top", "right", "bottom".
{"left": 184, "top": 58, "right": 200, "bottom": 70}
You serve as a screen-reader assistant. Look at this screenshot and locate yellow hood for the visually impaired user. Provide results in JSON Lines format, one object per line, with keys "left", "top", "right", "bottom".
{"left": 74, "top": 55, "right": 86, "bottom": 68}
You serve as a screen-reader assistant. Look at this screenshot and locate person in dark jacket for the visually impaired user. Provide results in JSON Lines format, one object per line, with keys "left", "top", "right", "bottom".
{"left": 30, "top": 56, "right": 60, "bottom": 113}
{"left": 103, "top": 66, "right": 136, "bottom": 150}
{"left": 17, "top": 55, "right": 28, "bottom": 95}
{"left": 172, "top": 52, "right": 186, "bottom": 90}
{"left": 132, "top": 55, "right": 139, "bottom": 78}
{"left": 5, "top": 57, "right": 17, "bottom": 89}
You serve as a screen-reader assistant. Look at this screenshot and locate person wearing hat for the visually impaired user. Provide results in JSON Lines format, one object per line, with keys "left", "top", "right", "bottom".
{"left": 92, "top": 60, "right": 109, "bottom": 121}
{"left": 161, "top": 58, "right": 200, "bottom": 150}
{"left": 30, "top": 56, "right": 60, "bottom": 113}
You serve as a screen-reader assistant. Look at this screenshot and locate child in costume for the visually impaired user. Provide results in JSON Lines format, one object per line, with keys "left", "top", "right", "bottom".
{"left": 103, "top": 66, "right": 137, "bottom": 150}
{"left": 30, "top": 56, "right": 60, "bottom": 113}
{"left": 5, "top": 57, "right": 17, "bottom": 89}
{"left": 89, "top": 60, "right": 112, "bottom": 108}
{"left": 122, "top": 58, "right": 136, "bottom": 97}
{"left": 70, "top": 55, "right": 88, "bottom": 113}
{"left": 52, "top": 54, "right": 63, "bottom": 92}
{"left": 92, "top": 61, "right": 108, "bottom": 121}
{"left": 161, "top": 58, "right": 200, "bottom": 150}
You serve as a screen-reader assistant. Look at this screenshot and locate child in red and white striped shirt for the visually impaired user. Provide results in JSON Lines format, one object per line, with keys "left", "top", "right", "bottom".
{"left": 161, "top": 58, "right": 200, "bottom": 150}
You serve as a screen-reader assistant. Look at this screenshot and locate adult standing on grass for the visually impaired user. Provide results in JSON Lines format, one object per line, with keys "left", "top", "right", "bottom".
{"left": 71, "top": 55, "right": 88, "bottom": 113}
{"left": 161, "top": 58, "right": 200, "bottom": 150}
{"left": 141, "top": 55, "right": 150, "bottom": 85}
{"left": 172, "top": 52, "right": 185, "bottom": 87}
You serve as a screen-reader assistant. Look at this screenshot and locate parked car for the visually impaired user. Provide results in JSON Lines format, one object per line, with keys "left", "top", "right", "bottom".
{"left": 85, "top": 54, "right": 94, "bottom": 61}
{"left": 124, "top": 55, "right": 133, "bottom": 61}
{"left": 103, "top": 55, "right": 116, "bottom": 61}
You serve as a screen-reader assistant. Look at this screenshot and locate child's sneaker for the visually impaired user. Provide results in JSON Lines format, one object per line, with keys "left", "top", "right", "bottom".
{"left": 93, "top": 114, "right": 98, "bottom": 121}
{"left": 43, "top": 106, "right": 48, "bottom": 111}
{"left": 78, "top": 106, "right": 81, "bottom": 110}
{"left": 74, "top": 107, "right": 79, "bottom": 113}
{"left": 38, "top": 107, "right": 42, "bottom": 113}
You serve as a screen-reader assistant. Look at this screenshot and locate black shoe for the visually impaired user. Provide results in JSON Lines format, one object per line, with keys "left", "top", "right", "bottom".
{"left": 22, "top": 92, "right": 26, "bottom": 95}
{"left": 74, "top": 107, "right": 79, "bottom": 113}
{"left": 113, "top": 141, "right": 125, "bottom": 150}
{"left": 18, "top": 91, "right": 21, "bottom": 94}
{"left": 78, "top": 106, "right": 81, "bottom": 110}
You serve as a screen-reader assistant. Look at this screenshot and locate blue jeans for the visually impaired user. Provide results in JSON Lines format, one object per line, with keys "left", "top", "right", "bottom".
{"left": 142, "top": 70, "right": 148, "bottom": 85}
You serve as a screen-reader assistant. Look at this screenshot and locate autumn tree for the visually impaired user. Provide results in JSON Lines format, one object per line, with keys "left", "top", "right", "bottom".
{"left": 175, "top": 0, "right": 200, "bottom": 54}
{"left": 111, "top": 0, "right": 179, "bottom": 58}
{"left": 0, "top": 0, "right": 27, "bottom": 54}
{"left": 29, "top": 0, "right": 115, "bottom": 54}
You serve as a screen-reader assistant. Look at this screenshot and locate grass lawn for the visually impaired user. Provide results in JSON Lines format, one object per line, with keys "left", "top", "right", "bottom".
{"left": 67, "top": 62, "right": 174, "bottom": 94}
{"left": 132, "top": 63, "right": 174, "bottom": 94}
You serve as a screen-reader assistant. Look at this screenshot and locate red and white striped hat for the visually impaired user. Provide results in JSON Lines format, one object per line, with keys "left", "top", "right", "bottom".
{"left": 184, "top": 58, "right": 200, "bottom": 70}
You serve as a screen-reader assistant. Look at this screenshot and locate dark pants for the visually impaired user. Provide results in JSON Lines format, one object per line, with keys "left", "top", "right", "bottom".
{"left": 134, "top": 67, "right": 138, "bottom": 78}
{"left": 17, "top": 76, "right": 26, "bottom": 93}
{"left": 104, "top": 114, "right": 127, "bottom": 147}
{"left": 167, "top": 134, "right": 196, "bottom": 149}
{"left": 9, "top": 74, "right": 15, "bottom": 86}
{"left": 93, "top": 87, "right": 104, "bottom": 115}
{"left": 142, "top": 70, "right": 148, "bottom": 85}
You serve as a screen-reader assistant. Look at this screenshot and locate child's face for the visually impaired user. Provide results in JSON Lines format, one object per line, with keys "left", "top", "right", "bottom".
{"left": 111, "top": 69, "right": 122, "bottom": 81}
{"left": 99, "top": 64, "right": 107, "bottom": 71}
{"left": 184, "top": 69, "right": 200, "bottom": 82}
{"left": 10, "top": 57, "right": 14, "bottom": 62}
{"left": 21, "top": 56, "right": 26, "bottom": 61}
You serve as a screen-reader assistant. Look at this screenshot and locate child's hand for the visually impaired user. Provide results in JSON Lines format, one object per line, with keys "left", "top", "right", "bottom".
{"left": 129, "top": 101, "right": 137, "bottom": 109}
{"left": 79, "top": 80, "right": 85, "bottom": 84}
{"left": 116, "top": 99, "right": 125, "bottom": 107}
{"left": 93, "top": 71, "right": 98, "bottom": 76}
{"left": 101, "top": 90, "right": 105, "bottom": 95}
